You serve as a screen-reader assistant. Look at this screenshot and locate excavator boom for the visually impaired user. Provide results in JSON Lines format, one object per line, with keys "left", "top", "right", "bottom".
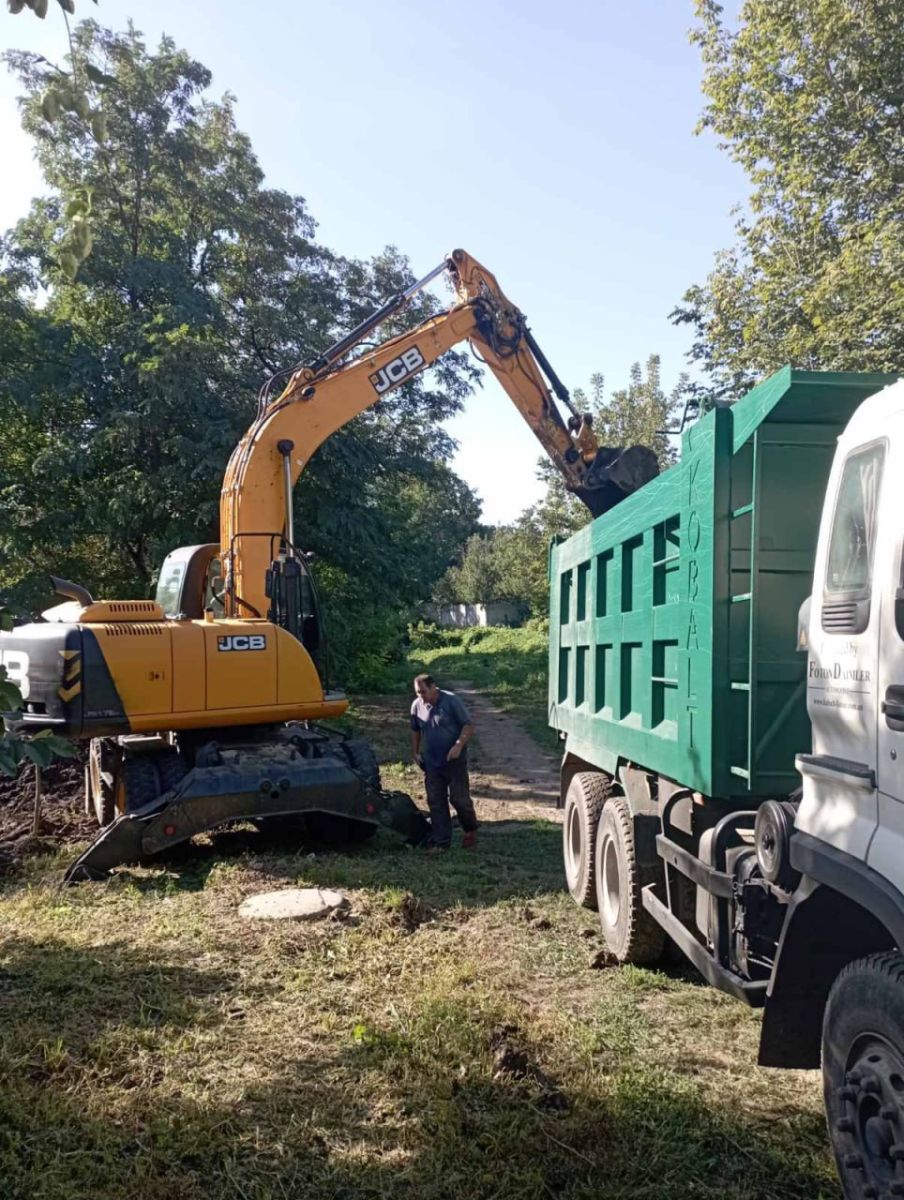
{"left": 220, "top": 249, "right": 657, "bottom": 618}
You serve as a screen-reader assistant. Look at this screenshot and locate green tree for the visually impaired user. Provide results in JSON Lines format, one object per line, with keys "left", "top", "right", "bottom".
{"left": 0, "top": 20, "right": 479, "bottom": 662}
{"left": 433, "top": 533, "right": 502, "bottom": 605}
{"left": 436, "top": 358, "right": 684, "bottom": 618}
{"left": 675, "top": 0, "right": 904, "bottom": 398}
{"left": 577, "top": 356, "right": 684, "bottom": 469}
{"left": 536, "top": 355, "right": 685, "bottom": 543}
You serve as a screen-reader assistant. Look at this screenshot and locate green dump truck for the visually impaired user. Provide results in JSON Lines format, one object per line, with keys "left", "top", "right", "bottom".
{"left": 550, "top": 366, "right": 904, "bottom": 1198}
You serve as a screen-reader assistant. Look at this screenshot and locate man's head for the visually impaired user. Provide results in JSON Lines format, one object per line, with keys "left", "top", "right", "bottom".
{"left": 414, "top": 673, "right": 440, "bottom": 706}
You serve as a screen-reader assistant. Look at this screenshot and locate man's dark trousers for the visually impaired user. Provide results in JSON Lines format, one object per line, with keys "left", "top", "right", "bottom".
{"left": 424, "top": 757, "right": 478, "bottom": 848}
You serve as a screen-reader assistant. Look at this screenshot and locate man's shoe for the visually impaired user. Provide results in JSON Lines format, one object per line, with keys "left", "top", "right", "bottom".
{"left": 462, "top": 830, "right": 477, "bottom": 851}
{"left": 426, "top": 843, "right": 449, "bottom": 855}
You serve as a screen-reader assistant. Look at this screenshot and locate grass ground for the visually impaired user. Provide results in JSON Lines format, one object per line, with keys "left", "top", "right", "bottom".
{"left": 0, "top": 629, "right": 840, "bottom": 1199}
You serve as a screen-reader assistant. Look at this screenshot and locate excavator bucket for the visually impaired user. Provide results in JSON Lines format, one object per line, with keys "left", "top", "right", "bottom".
{"left": 573, "top": 444, "right": 661, "bottom": 519}
{"left": 65, "top": 735, "right": 429, "bottom": 882}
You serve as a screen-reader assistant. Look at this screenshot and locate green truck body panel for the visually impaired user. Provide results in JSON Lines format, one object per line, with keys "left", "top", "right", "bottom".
{"left": 548, "top": 367, "right": 897, "bottom": 800}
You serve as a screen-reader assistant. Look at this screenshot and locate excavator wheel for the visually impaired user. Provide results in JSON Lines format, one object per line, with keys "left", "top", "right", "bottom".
{"left": 295, "top": 738, "right": 380, "bottom": 844}
{"left": 115, "top": 748, "right": 188, "bottom": 814}
{"left": 341, "top": 739, "right": 380, "bottom": 790}
{"left": 87, "top": 738, "right": 117, "bottom": 827}
{"left": 155, "top": 748, "right": 189, "bottom": 795}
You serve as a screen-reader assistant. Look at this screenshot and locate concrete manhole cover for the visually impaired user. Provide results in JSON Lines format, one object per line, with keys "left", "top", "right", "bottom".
{"left": 239, "top": 887, "right": 350, "bottom": 922}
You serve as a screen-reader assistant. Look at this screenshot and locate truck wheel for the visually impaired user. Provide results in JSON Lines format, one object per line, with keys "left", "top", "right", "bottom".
{"left": 594, "top": 795, "right": 665, "bottom": 965}
{"left": 562, "top": 771, "right": 609, "bottom": 909}
{"left": 823, "top": 952, "right": 904, "bottom": 1198}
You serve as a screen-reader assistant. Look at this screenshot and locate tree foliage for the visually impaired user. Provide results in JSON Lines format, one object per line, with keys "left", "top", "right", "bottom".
{"left": 0, "top": 21, "right": 480, "bottom": 686}
{"left": 437, "top": 358, "right": 683, "bottom": 616}
{"left": 675, "top": 0, "right": 904, "bottom": 398}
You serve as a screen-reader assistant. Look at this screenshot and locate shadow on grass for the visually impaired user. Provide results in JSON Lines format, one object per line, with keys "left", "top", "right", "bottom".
{"left": 109, "top": 817, "right": 567, "bottom": 912}
{"left": 0, "top": 935, "right": 242, "bottom": 1042}
{"left": 0, "top": 964, "right": 839, "bottom": 1200}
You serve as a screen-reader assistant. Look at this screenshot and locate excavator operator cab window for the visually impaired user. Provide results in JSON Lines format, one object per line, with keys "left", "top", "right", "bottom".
{"left": 155, "top": 559, "right": 187, "bottom": 618}
{"left": 155, "top": 544, "right": 220, "bottom": 620}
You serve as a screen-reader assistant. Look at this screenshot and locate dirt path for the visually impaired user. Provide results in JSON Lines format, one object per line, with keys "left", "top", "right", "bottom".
{"left": 449, "top": 681, "right": 561, "bottom": 825}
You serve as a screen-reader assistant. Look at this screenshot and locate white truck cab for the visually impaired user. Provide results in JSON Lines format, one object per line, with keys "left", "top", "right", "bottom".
{"left": 799, "top": 379, "right": 904, "bottom": 871}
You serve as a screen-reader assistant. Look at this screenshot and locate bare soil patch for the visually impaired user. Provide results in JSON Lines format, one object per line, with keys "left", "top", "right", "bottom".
{"left": 450, "top": 681, "right": 560, "bottom": 821}
{"left": 0, "top": 753, "right": 93, "bottom": 874}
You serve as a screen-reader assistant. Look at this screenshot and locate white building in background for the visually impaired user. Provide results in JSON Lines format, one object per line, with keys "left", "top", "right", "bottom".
{"left": 423, "top": 601, "right": 528, "bottom": 628}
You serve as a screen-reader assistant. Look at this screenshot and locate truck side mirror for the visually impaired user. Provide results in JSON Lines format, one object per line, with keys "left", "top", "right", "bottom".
{"left": 796, "top": 596, "right": 811, "bottom": 652}
{"left": 896, "top": 586, "right": 904, "bottom": 641}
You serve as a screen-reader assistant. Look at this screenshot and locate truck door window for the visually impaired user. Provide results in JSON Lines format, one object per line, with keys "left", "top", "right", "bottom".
{"left": 822, "top": 442, "right": 885, "bottom": 632}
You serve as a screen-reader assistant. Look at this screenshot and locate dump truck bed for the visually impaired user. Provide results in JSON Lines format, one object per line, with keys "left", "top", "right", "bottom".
{"left": 548, "top": 367, "right": 896, "bottom": 799}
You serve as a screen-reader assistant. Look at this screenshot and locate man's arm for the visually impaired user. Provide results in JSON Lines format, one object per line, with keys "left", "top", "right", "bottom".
{"left": 446, "top": 722, "right": 473, "bottom": 761}
{"left": 410, "top": 710, "right": 423, "bottom": 766}
{"left": 446, "top": 694, "right": 474, "bottom": 761}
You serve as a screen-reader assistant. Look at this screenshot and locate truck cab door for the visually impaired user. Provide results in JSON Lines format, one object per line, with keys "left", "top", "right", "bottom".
{"left": 868, "top": 412, "right": 904, "bottom": 887}
{"left": 797, "top": 436, "right": 886, "bottom": 860}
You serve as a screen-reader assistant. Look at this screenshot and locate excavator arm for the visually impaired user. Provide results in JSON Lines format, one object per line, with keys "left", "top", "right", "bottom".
{"left": 220, "top": 249, "right": 658, "bottom": 619}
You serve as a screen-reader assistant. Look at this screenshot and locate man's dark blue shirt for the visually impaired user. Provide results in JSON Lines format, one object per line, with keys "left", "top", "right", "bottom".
{"left": 410, "top": 689, "right": 471, "bottom": 770}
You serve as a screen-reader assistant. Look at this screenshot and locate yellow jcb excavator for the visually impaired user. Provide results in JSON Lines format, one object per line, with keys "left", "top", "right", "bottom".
{"left": 0, "top": 250, "right": 657, "bottom": 879}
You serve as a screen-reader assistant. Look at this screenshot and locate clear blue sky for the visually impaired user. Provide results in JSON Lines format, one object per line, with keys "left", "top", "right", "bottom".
{"left": 0, "top": 0, "right": 745, "bottom": 522}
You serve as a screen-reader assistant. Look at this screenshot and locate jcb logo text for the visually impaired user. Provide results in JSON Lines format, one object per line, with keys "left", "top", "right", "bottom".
{"left": 217, "top": 635, "right": 266, "bottom": 652}
{"left": 369, "top": 346, "right": 425, "bottom": 395}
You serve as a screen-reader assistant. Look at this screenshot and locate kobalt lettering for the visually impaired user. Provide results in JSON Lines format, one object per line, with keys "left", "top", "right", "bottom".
{"left": 369, "top": 346, "right": 425, "bottom": 395}
{"left": 218, "top": 635, "right": 267, "bottom": 652}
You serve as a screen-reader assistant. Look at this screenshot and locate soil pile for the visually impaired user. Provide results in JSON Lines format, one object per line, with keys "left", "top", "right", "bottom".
{"left": 0, "top": 752, "right": 91, "bottom": 873}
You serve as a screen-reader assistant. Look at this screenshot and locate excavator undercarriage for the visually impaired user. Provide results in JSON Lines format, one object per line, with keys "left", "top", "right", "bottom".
{"left": 69, "top": 725, "right": 428, "bottom": 881}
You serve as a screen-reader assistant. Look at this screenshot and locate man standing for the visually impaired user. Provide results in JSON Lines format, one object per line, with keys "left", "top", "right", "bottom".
{"left": 410, "top": 674, "right": 479, "bottom": 851}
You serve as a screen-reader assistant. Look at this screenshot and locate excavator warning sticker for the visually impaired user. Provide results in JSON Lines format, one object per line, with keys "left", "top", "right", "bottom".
{"left": 217, "top": 635, "right": 267, "bottom": 652}
{"left": 369, "top": 346, "right": 425, "bottom": 395}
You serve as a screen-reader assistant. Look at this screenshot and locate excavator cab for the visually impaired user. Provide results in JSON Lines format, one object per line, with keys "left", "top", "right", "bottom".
{"left": 155, "top": 544, "right": 220, "bottom": 619}
{"left": 155, "top": 542, "right": 325, "bottom": 672}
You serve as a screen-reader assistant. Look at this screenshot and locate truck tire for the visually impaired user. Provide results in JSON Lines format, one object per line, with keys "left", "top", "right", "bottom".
{"left": 562, "top": 771, "right": 609, "bottom": 909}
{"left": 594, "top": 795, "right": 665, "bottom": 965}
{"left": 823, "top": 951, "right": 904, "bottom": 1198}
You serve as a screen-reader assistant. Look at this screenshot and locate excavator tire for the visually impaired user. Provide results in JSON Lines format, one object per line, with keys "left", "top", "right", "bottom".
{"left": 156, "top": 748, "right": 189, "bottom": 795}
{"left": 119, "top": 755, "right": 161, "bottom": 813}
{"left": 118, "top": 749, "right": 188, "bottom": 814}
{"left": 341, "top": 739, "right": 380, "bottom": 790}
{"left": 88, "top": 738, "right": 116, "bottom": 827}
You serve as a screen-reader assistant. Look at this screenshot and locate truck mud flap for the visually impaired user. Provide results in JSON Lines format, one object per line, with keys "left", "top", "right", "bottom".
{"left": 64, "top": 760, "right": 429, "bottom": 883}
